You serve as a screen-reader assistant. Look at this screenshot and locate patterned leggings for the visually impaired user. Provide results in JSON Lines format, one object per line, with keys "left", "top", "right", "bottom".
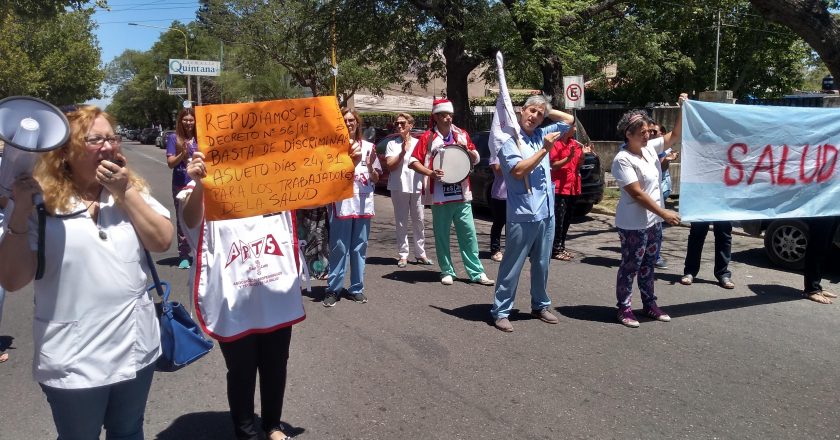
{"left": 615, "top": 224, "right": 661, "bottom": 309}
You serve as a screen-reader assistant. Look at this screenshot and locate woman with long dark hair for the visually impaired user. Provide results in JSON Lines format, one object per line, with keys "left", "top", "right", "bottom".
{"left": 166, "top": 107, "right": 198, "bottom": 269}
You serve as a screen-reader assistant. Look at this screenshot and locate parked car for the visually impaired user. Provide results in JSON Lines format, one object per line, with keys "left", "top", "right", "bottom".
{"left": 156, "top": 130, "right": 175, "bottom": 149}
{"left": 469, "top": 131, "right": 604, "bottom": 217}
{"left": 374, "top": 129, "right": 424, "bottom": 189}
{"left": 138, "top": 128, "right": 161, "bottom": 145}
{"left": 740, "top": 218, "right": 840, "bottom": 270}
{"left": 125, "top": 129, "right": 140, "bottom": 141}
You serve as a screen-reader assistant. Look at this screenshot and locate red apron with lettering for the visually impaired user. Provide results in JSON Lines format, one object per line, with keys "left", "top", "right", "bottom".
{"left": 193, "top": 212, "right": 305, "bottom": 342}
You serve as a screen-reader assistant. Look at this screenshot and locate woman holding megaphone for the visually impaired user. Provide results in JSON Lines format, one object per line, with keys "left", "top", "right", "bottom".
{"left": 0, "top": 106, "right": 173, "bottom": 439}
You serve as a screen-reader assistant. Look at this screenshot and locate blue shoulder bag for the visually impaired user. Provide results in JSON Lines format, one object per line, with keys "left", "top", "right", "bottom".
{"left": 144, "top": 251, "right": 213, "bottom": 372}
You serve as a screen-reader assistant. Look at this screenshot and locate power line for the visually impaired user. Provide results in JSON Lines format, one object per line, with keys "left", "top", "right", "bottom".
{"left": 96, "top": 18, "right": 196, "bottom": 24}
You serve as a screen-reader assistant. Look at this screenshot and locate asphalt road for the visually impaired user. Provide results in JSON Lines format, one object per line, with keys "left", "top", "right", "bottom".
{"left": 1, "top": 141, "right": 839, "bottom": 439}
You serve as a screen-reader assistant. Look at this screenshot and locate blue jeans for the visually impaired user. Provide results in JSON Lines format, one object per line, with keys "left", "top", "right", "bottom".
{"left": 40, "top": 362, "right": 155, "bottom": 440}
{"left": 491, "top": 216, "right": 555, "bottom": 319}
{"left": 327, "top": 212, "right": 371, "bottom": 295}
{"left": 616, "top": 225, "right": 661, "bottom": 309}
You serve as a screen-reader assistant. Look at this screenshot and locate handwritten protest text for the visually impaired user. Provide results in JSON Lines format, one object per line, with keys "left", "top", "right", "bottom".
{"left": 724, "top": 143, "right": 838, "bottom": 186}
{"left": 195, "top": 97, "right": 353, "bottom": 220}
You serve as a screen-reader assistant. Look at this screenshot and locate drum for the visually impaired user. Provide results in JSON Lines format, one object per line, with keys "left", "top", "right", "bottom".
{"left": 431, "top": 145, "right": 473, "bottom": 184}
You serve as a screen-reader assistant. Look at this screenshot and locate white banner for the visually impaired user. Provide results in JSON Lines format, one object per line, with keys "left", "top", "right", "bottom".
{"left": 680, "top": 100, "right": 840, "bottom": 221}
{"left": 563, "top": 76, "right": 585, "bottom": 109}
{"left": 169, "top": 59, "right": 221, "bottom": 76}
{"left": 168, "top": 88, "right": 187, "bottom": 95}
{"left": 489, "top": 51, "right": 522, "bottom": 161}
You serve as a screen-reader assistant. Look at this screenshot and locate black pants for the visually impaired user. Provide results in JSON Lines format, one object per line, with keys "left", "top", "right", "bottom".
{"left": 552, "top": 195, "right": 577, "bottom": 255}
{"left": 489, "top": 197, "right": 506, "bottom": 254}
{"left": 803, "top": 216, "right": 838, "bottom": 293}
{"left": 219, "top": 326, "right": 293, "bottom": 440}
{"left": 683, "top": 221, "right": 732, "bottom": 280}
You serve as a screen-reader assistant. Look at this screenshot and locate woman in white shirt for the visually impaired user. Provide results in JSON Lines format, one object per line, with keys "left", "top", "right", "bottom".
{"left": 610, "top": 95, "right": 685, "bottom": 328}
{"left": 0, "top": 106, "right": 173, "bottom": 438}
{"left": 384, "top": 113, "right": 432, "bottom": 267}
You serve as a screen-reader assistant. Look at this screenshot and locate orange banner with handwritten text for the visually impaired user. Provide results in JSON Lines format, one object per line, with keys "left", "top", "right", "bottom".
{"left": 194, "top": 97, "right": 354, "bottom": 220}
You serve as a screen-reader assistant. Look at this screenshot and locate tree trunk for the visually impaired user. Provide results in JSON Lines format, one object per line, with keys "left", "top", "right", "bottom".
{"left": 443, "top": 38, "right": 475, "bottom": 130}
{"left": 749, "top": 0, "right": 840, "bottom": 82}
{"left": 541, "top": 55, "right": 565, "bottom": 108}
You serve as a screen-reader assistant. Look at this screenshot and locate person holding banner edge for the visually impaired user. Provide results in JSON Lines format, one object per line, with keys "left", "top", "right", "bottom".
{"left": 490, "top": 95, "right": 575, "bottom": 332}
{"left": 611, "top": 94, "right": 685, "bottom": 328}
{"left": 180, "top": 150, "right": 306, "bottom": 440}
{"left": 409, "top": 98, "right": 494, "bottom": 287}
{"left": 0, "top": 106, "right": 173, "bottom": 439}
{"left": 322, "top": 108, "right": 382, "bottom": 307}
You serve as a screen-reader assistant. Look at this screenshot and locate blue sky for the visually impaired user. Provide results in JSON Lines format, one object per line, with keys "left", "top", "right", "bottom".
{"left": 88, "top": 0, "right": 200, "bottom": 107}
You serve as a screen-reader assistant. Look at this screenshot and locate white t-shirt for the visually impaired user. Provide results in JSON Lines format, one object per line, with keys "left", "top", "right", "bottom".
{"left": 385, "top": 137, "right": 423, "bottom": 193}
{"left": 612, "top": 137, "right": 665, "bottom": 230}
{"left": 6, "top": 190, "right": 169, "bottom": 389}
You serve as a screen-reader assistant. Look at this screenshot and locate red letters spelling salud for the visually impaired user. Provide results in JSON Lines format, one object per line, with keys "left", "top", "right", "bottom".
{"left": 724, "top": 143, "right": 838, "bottom": 186}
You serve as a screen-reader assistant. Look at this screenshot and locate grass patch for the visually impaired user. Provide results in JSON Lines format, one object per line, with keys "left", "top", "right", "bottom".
{"left": 596, "top": 187, "right": 620, "bottom": 213}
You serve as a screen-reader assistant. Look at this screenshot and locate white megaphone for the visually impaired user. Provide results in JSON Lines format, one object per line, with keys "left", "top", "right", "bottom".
{"left": 0, "top": 96, "right": 70, "bottom": 204}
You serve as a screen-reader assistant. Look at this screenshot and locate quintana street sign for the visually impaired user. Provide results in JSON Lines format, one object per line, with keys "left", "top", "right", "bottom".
{"left": 169, "top": 59, "right": 221, "bottom": 76}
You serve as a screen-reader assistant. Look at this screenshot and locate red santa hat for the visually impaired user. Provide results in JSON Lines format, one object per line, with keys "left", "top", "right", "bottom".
{"left": 431, "top": 98, "right": 454, "bottom": 114}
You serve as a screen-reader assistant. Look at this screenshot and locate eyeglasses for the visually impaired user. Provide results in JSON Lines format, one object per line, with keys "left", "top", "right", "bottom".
{"left": 85, "top": 135, "right": 122, "bottom": 147}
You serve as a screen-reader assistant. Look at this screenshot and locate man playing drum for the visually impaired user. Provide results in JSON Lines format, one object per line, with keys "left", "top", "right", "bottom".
{"left": 409, "top": 98, "right": 494, "bottom": 286}
{"left": 490, "top": 95, "right": 575, "bottom": 332}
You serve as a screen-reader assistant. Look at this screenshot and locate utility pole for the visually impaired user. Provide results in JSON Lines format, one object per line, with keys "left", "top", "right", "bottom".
{"left": 714, "top": 9, "right": 721, "bottom": 91}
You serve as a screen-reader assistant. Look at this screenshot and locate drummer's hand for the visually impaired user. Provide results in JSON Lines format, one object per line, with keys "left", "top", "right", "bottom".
{"left": 543, "top": 132, "right": 563, "bottom": 151}
{"left": 431, "top": 169, "right": 445, "bottom": 180}
{"left": 469, "top": 148, "right": 480, "bottom": 162}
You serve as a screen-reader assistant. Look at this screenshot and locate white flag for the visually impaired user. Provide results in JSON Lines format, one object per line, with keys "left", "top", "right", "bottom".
{"left": 489, "top": 51, "right": 522, "bottom": 162}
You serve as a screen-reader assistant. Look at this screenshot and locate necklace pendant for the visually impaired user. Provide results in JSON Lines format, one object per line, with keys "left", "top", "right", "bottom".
{"left": 98, "top": 230, "right": 108, "bottom": 240}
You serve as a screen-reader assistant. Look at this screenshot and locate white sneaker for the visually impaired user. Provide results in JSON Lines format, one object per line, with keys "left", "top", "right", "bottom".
{"left": 441, "top": 275, "right": 454, "bottom": 285}
{"left": 476, "top": 273, "right": 495, "bottom": 286}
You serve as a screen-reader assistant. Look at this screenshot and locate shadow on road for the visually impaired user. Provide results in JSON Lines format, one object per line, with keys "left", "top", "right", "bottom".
{"left": 430, "top": 304, "right": 534, "bottom": 326}
{"left": 366, "top": 256, "right": 397, "bottom": 266}
{"left": 155, "top": 256, "right": 183, "bottom": 267}
{"left": 557, "top": 283, "right": 802, "bottom": 324}
{"left": 382, "top": 270, "right": 440, "bottom": 284}
{"left": 155, "top": 412, "right": 305, "bottom": 440}
{"left": 579, "top": 255, "right": 621, "bottom": 268}
{"left": 301, "top": 285, "right": 327, "bottom": 302}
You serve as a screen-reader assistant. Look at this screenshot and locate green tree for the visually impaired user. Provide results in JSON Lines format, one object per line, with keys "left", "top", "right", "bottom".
{"left": 748, "top": 0, "right": 840, "bottom": 84}
{"left": 197, "top": 0, "right": 399, "bottom": 105}
{"left": 1, "top": 0, "right": 105, "bottom": 22}
{"left": 0, "top": 8, "right": 104, "bottom": 104}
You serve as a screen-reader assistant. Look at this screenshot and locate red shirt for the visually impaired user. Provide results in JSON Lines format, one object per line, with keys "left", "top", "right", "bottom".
{"left": 549, "top": 138, "right": 583, "bottom": 195}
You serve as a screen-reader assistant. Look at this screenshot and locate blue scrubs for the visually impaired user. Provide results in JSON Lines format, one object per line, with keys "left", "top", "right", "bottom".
{"left": 490, "top": 121, "right": 570, "bottom": 319}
